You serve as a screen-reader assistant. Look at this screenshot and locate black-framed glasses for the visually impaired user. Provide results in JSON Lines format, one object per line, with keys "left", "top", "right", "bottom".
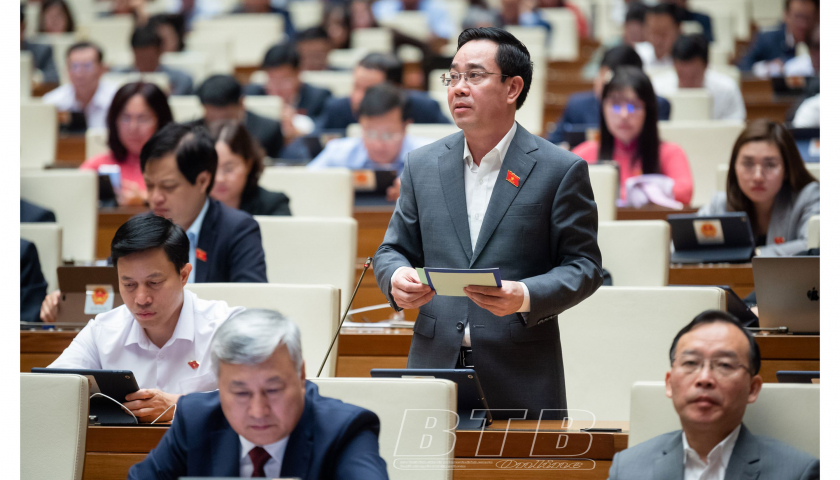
{"left": 441, "top": 71, "right": 509, "bottom": 87}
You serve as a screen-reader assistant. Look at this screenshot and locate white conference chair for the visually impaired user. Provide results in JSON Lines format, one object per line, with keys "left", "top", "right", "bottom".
{"left": 288, "top": 0, "right": 324, "bottom": 30}
{"left": 20, "top": 101, "right": 58, "bottom": 170}
{"left": 428, "top": 68, "right": 449, "bottom": 95}
{"left": 807, "top": 215, "right": 819, "bottom": 249}
{"left": 350, "top": 28, "right": 393, "bottom": 53}
{"left": 541, "top": 8, "right": 580, "bottom": 61}
{"left": 191, "top": 15, "right": 284, "bottom": 66}
{"left": 185, "top": 283, "right": 341, "bottom": 377}
{"left": 750, "top": 0, "right": 785, "bottom": 29}
{"left": 21, "top": 51, "right": 32, "bottom": 99}
{"left": 559, "top": 286, "right": 726, "bottom": 421}
{"left": 20, "top": 223, "right": 63, "bottom": 293}
{"left": 21, "top": 170, "right": 98, "bottom": 263}
{"left": 254, "top": 217, "right": 357, "bottom": 313}
{"left": 101, "top": 72, "right": 171, "bottom": 94}
{"left": 665, "top": 89, "right": 712, "bottom": 121}
{"left": 714, "top": 163, "right": 820, "bottom": 192}
{"left": 587, "top": 163, "right": 618, "bottom": 222}
{"left": 299, "top": 70, "right": 355, "bottom": 97}
{"left": 259, "top": 167, "right": 354, "bottom": 218}
{"left": 168, "top": 95, "right": 204, "bottom": 123}
{"left": 161, "top": 51, "right": 211, "bottom": 85}
{"left": 31, "top": 33, "right": 79, "bottom": 85}
{"left": 346, "top": 123, "right": 460, "bottom": 141}
{"left": 327, "top": 48, "right": 369, "bottom": 70}
{"left": 378, "top": 11, "right": 430, "bottom": 40}
{"left": 312, "top": 378, "right": 457, "bottom": 480}
{"left": 85, "top": 127, "right": 109, "bottom": 159}
{"left": 658, "top": 120, "right": 745, "bottom": 207}
{"left": 21, "top": 373, "right": 89, "bottom": 480}
{"left": 83, "top": 15, "right": 133, "bottom": 65}
{"left": 505, "top": 26, "right": 546, "bottom": 134}
{"left": 598, "top": 221, "right": 670, "bottom": 286}
{"left": 244, "top": 95, "right": 283, "bottom": 121}
{"left": 629, "top": 382, "right": 819, "bottom": 457}
{"left": 183, "top": 36, "right": 234, "bottom": 76}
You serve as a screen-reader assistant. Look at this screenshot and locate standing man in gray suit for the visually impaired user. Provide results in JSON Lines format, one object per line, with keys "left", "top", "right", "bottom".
{"left": 608, "top": 310, "right": 819, "bottom": 479}
{"left": 373, "top": 27, "right": 603, "bottom": 420}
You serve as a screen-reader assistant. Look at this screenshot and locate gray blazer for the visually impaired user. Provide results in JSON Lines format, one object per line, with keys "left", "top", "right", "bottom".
{"left": 373, "top": 124, "right": 603, "bottom": 419}
{"left": 608, "top": 425, "right": 819, "bottom": 480}
{"left": 698, "top": 182, "right": 819, "bottom": 256}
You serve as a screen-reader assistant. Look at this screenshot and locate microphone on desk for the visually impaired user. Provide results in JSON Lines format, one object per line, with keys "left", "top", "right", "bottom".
{"left": 317, "top": 257, "right": 374, "bottom": 377}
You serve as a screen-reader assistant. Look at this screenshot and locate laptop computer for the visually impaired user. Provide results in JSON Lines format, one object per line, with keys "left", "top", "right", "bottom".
{"left": 57, "top": 266, "right": 123, "bottom": 323}
{"left": 753, "top": 256, "right": 819, "bottom": 334}
{"left": 776, "top": 371, "right": 820, "bottom": 383}
{"left": 668, "top": 212, "right": 755, "bottom": 264}
{"left": 370, "top": 368, "right": 492, "bottom": 429}
{"left": 31, "top": 368, "right": 140, "bottom": 425}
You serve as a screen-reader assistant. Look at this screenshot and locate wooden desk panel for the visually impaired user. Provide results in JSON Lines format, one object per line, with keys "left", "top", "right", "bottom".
{"left": 669, "top": 263, "right": 754, "bottom": 298}
{"left": 57, "top": 134, "right": 86, "bottom": 164}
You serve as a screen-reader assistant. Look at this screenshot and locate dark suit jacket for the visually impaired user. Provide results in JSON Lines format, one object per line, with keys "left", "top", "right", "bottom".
{"left": 20, "top": 199, "right": 56, "bottom": 223}
{"left": 373, "top": 124, "right": 603, "bottom": 419}
{"left": 608, "top": 425, "right": 819, "bottom": 480}
{"left": 243, "top": 82, "right": 333, "bottom": 119}
{"left": 194, "top": 198, "right": 268, "bottom": 283}
{"left": 189, "top": 111, "right": 284, "bottom": 158}
{"left": 21, "top": 239, "right": 47, "bottom": 323}
{"left": 738, "top": 24, "right": 796, "bottom": 71}
{"left": 21, "top": 41, "right": 59, "bottom": 84}
{"left": 547, "top": 91, "right": 672, "bottom": 144}
{"left": 240, "top": 186, "right": 292, "bottom": 216}
{"left": 316, "top": 90, "right": 451, "bottom": 132}
{"left": 127, "top": 382, "right": 388, "bottom": 480}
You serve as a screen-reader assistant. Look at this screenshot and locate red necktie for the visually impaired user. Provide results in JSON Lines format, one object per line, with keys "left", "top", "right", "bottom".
{"left": 248, "top": 446, "right": 272, "bottom": 478}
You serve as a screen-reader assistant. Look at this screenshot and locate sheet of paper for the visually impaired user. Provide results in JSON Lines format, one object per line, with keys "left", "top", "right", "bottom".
{"left": 415, "top": 267, "right": 428, "bottom": 285}
{"left": 423, "top": 268, "right": 502, "bottom": 296}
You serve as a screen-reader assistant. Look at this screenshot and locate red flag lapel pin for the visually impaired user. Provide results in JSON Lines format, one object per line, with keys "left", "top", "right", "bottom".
{"left": 506, "top": 170, "right": 520, "bottom": 187}
{"left": 188, "top": 360, "right": 200, "bottom": 370}
{"left": 196, "top": 248, "right": 207, "bottom": 262}
{"left": 774, "top": 237, "right": 785, "bottom": 244}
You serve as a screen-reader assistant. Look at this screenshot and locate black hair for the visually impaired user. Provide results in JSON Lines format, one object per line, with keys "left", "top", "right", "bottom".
{"left": 358, "top": 52, "right": 403, "bottom": 86}
{"left": 262, "top": 42, "right": 299, "bottom": 70}
{"left": 625, "top": 2, "right": 648, "bottom": 23}
{"left": 456, "top": 27, "right": 533, "bottom": 110}
{"left": 111, "top": 215, "right": 189, "bottom": 273}
{"left": 107, "top": 82, "right": 174, "bottom": 162}
{"left": 140, "top": 123, "right": 218, "bottom": 193}
{"left": 647, "top": 3, "right": 681, "bottom": 25}
{"left": 21, "top": 4, "right": 24, "bottom": 23}
{"left": 601, "top": 44, "right": 644, "bottom": 70}
{"left": 358, "top": 83, "right": 408, "bottom": 120}
{"left": 785, "top": 0, "right": 819, "bottom": 10}
{"left": 672, "top": 34, "right": 708, "bottom": 64}
{"left": 131, "top": 23, "right": 162, "bottom": 49}
{"left": 207, "top": 119, "right": 265, "bottom": 199}
{"left": 598, "top": 66, "right": 661, "bottom": 174}
{"left": 148, "top": 14, "right": 186, "bottom": 51}
{"left": 66, "top": 41, "right": 104, "bottom": 63}
{"left": 296, "top": 26, "right": 330, "bottom": 42}
{"left": 39, "top": 0, "right": 76, "bottom": 33}
{"left": 196, "top": 75, "right": 242, "bottom": 107}
{"left": 669, "top": 310, "right": 761, "bottom": 376}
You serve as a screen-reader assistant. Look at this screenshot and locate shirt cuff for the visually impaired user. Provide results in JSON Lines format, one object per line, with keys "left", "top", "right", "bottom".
{"left": 517, "top": 282, "right": 530, "bottom": 313}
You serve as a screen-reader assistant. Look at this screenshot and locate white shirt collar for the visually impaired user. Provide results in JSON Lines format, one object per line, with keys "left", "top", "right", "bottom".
{"left": 239, "top": 434, "right": 290, "bottom": 468}
{"left": 463, "top": 122, "right": 518, "bottom": 169}
{"left": 124, "top": 289, "right": 196, "bottom": 350}
{"left": 186, "top": 198, "right": 211, "bottom": 239}
{"left": 682, "top": 424, "right": 741, "bottom": 470}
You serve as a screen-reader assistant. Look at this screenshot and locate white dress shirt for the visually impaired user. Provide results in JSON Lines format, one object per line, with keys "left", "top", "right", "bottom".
{"left": 651, "top": 69, "right": 746, "bottom": 121}
{"left": 683, "top": 424, "right": 741, "bottom": 480}
{"left": 792, "top": 94, "right": 820, "bottom": 128}
{"left": 185, "top": 199, "right": 210, "bottom": 284}
{"left": 49, "top": 290, "right": 243, "bottom": 394}
{"left": 635, "top": 42, "right": 674, "bottom": 70}
{"left": 41, "top": 80, "right": 119, "bottom": 129}
{"left": 239, "top": 435, "right": 289, "bottom": 478}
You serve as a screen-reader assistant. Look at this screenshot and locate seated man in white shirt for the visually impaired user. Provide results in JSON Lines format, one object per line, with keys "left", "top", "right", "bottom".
{"left": 42, "top": 41, "right": 118, "bottom": 130}
{"left": 49, "top": 214, "right": 244, "bottom": 422}
{"left": 651, "top": 34, "right": 746, "bottom": 121}
{"left": 607, "top": 310, "right": 819, "bottom": 480}
{"left": 635, "top": 4, "right": 680, "bottom": 70}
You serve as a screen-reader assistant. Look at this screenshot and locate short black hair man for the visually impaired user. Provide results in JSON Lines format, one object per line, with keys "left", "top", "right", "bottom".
{"left": 194, "top": 74, "right": 284, "bottom": 158}
{"left": 636, "top": 3, "right": 681, "bottom": 68}
{"left": 738, "top": 0, "right": 819, "bottom": 73}
{"left": 116, "top": 24, "right": 194, "bottom": 95}
{"left": 49, "top": 215, "right": 246, "bottom": 422}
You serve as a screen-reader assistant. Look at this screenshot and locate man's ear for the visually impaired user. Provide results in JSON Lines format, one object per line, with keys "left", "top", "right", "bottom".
{"left": 747, "top": 374, "right": 763, "bottom": 404}
{"left": 180, "top": 263, "right": 192, "bottom": 286}
{"left": 195, "top": 170, "right": 212, "bottom": 193}
{"left": 299, "top": 360, "right": 306, "bottom": 381}
{"left": 507, "top": 76, "right": 524, "bottom": 106}
{"left": 665, "top": 371, "right": 673, "bottom": 398}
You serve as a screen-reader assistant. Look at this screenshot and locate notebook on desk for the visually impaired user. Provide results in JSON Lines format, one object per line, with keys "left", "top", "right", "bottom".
{"left": 668, "top": 212, "right": 755, "bottom": 264}
{"left": 753, "top": 256, "right": 820, "bottom": 334}
{"left": 57, "top": 266, "right": 123, "bottom": 323}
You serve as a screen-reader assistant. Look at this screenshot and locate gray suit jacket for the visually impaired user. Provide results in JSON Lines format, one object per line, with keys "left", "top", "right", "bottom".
{"left": 608, "top": 425, "right": 819, "bottom": 480}
{"left": 373, "top": 124, "right": 603, "bottom": 419}
{"left": 698, "top": 182, "right": 819, "bottom": 256}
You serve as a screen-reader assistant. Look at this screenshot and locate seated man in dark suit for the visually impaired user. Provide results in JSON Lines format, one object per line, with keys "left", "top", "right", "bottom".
{"left": 128, "top": 308, "right": 389, "bottom": 479}
{"left": 547, "top": 45, "right": 671, "bottom": 146}
{"left": 21, "top": 239, "right": 48, "bottom": 323}
{"left": 608, "top": 310, "right": 819, "bottom": 480}
{"left": 738, "top": 0, "right": 818, "bottom": 74}
{"left": 194, "top": 75, "right": 285, "bottom": 158}
{"left": 117, "top": 24, "right": 194, "bottom": 95}
{"left": 315, "top": 52, "right": 450, "bottom": 133}
{"left": 244, "top": 42, "right": 332, "bottom": 119}
{"left": 663, "top": 0, "right": 714, "bottom": 43}
{"left": 20, "top": 199, "right": 56, "bottom": 223}
{"left": 20, "top": 6, "right": 59, "bottom": 84}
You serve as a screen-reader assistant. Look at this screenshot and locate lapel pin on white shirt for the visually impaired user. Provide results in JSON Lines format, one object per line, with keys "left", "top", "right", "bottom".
{"left": 188, "top": 360, "right": 199, "bottom": 370}
{"left": 506, "top": 170, "right": 520, "bottom": 187}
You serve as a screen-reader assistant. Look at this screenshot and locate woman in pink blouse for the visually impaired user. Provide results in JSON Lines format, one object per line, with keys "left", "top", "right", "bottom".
{"left": 572, "top": 66, "right": 693, "bottom": 205}
{"left": 80, "top": 82, "right": 173, "bottom": 205}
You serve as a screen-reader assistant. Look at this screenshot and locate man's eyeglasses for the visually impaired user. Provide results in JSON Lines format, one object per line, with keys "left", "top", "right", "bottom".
{"left": 673, "top": 355, "right": 752, "bottom": 378}
{"left": 441, "top": 71, "right": 509, "bottom": 87}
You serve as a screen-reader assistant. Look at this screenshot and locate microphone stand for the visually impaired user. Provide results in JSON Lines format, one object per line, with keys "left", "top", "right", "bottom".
{"left": 317, "top": 257, "right": 373, "bottom": 377}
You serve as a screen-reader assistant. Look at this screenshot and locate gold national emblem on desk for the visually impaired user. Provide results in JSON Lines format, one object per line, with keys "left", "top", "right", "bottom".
{"left": 91, "top": 287, "right": 109, "bottom": 305}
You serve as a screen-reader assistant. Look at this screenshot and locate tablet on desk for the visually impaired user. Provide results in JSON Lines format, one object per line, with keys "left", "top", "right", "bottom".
{"left": 57, "top": 266, "right": 123, "bottom": 323}
{"left": 31, "top": 368, "right": 140, "bottom": 425}
{"left": 668, "top": 212, "right": 755, "bottom": 264}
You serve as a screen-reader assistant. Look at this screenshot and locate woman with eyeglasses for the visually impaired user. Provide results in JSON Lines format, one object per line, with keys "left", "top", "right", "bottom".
{"left": 80, "top": 82, "right": 173, "bottom": 206}
{"left": 698, "top": 120, "right": 819, "bottom": 257}
{"left": 208, "top": 120, "right": 291, "bottom": 216}
{"left": 572, "top": 66, "right": 693, "bottom": 205}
